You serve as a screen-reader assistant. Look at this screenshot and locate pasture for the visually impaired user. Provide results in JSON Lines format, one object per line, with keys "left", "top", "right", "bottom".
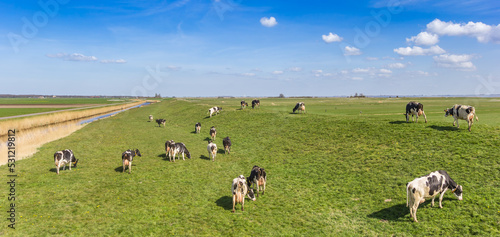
{"left": 1, "top": 97, "right": 499, "bottom": 236}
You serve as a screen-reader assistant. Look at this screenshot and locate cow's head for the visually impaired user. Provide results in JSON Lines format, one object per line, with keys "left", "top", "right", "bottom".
{"left": 452, "top": 185, "right": 463, "bottom": 201}
{"left": 72, "top": 159, "right": 79, "bottom": 167}
{"left": 444, "top": 108, "right": 453, "bottom": 117}
{"left": 247, "top": 188, "right": 256, "bottom": 201}
{"left": 134, "top": 149, "right": 142, "bottom": 157}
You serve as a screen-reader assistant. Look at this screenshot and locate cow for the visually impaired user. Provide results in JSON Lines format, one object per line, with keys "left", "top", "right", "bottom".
{"left": 165, "top": 140, "right": 191, "bottom": 162}
{"left": 54, "top": 149, "right": 78, "bottom": 175}
{"left": 210, "top": 126, "right": 217, "bottom": 140}
{"left": 247, "top": 165, "right": 267, "bottom": 197}
{"left": 406, "top": 170, "right": 463, "bottom": 222}
{"left": 207, "top": 140, "right": 217, "bottom": 161}
{"left": 156, "top": 119, "right": 166, "bottom": 127}
{"left": 231, "top": 175, "right": 256, "bottom": 212}
{"left": 252, "top": 99, "right": 260, "bottom": 109}
{"left": 195, "top": 122, "right": 201, "bottom": 134}
{"left": 292, "top": 102, "right": 306, "bottom": 114}
{"left": 208, "top": 107, "right": 222, "bottom": 118}
{"left": 241, "top": 100, "right": 248, "bottom": 109}
{"left": 405, "top": 101, "right": 427, "bottom": 123}
{"left": 444, "top": 104, "right": 479, "bottom": 132}
{"left": 122, "top": 149, "right": 142, "bottom": 174}
{"left": 149, "top": 115, "right": 153, "bottom": 122}
{"left": 223, "top": 137, "right": 231, "bottom": 154}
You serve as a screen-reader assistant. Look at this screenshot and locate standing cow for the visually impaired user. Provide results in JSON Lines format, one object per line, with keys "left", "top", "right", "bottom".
{"left": 122, "top": 149, "right": 142, "bottom": 174}
{"left": 231, "top": 175, "right": 256, "bottom": 213}
{"left": 195, "top": 122, "right": 201, "bottom": 134}
{"left": 405, "top": 101, "right": 427, "bottom": 123}
{"left": 252, "top": 99, "right": 260, "bottom": 109}
{"left": 54, "top": 149, "right": 78, "bottom": 175}
{"left": 406, "top": 170, "right": 463, "bottom": 222}
{"left": 241, "top": 100, "right": 248, "bottom": 109}
{"left": 445, "top": 104, "right": 479, "bottom": 132}
{"left": 292, "top": 102, "right": 306, "bottom": 114}
{"left": 207, "top": 140, "right": 217, "bottom": 161}
{"left": 223, "top": 137, "right": 231, "bottom": 154}
{"left": 209, "top": 126, "right": 217, "bottom": 140}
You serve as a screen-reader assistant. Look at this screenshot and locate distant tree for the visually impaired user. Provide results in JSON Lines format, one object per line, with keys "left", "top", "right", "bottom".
{"left": 279, "top": 93, "right": 285, "bottom": 98}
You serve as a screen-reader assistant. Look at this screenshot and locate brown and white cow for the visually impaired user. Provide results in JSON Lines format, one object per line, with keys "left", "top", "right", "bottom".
{"left": 247, "top": 165, "right": 267, "bottom": 197}
{"left": 222, "top": 136, "right": 231, "bottom": 154}
{"left": 241, "top": 100, "right": 248, "bottom": 109}
{"left": 252, "top": 99, "right": 260, "bottom": 109}
{"left": 207, "top": 140, "right": 217, "bottom": 161}
{"left": 444, "top": 104, "right": 479, "bottom": 131}
{"left": 405, "top": 101, "right": 427, "bottom": 123}
{"left": 406, "top": 170, "right": 463, "bottom": 222}
{"left": 122, "top": 149, "right": 142, "bottom": 173}
{"left": 195, "top": 122, "right": 201, "bottom": 134}
{"left": 292, "top": 102, "right": 306, "bottom": 114}
{"left": 54, "top": 149, "right": 78, "bottom": 175}
{"left": 231, "top": 175, "right": 256, "bottom": 212}
{"left": 210, "top": 126, "right": 217, "bottom": 140}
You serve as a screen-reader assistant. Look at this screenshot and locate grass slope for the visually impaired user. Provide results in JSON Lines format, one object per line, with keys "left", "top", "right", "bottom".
{"left": 1, "top": 97, "right": 499, "bottom": 236}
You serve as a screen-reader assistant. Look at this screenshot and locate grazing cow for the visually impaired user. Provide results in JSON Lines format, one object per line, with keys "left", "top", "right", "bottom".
{"left": 207, "top": 140, "right": 217, "bottom": 161}
{"left": 208, "top": 106, "right": 222, "bottom": 118}
{"left": 241, "top": 101, "right": 248, "bottom": 109}
{"left": 406, "top": 170, "right": 463, "bottom": 222}
{"left": 247, "top": 165, "right": 267, "bottom": 197}
{"left": 231, "top": 175, "right": 256, "bottom": 212}
{"left": 444, "top": 104, "right": 479, "bottom": 132}
{"left": 165, "top": 140, "right": 191, "bottom": 162}
{"left": 156, "top": 119, "right": 166, "bottom": 127}
{"left": 405, "top": 101, "right": 427, "bottom": 123}
{"left": 210, "top": 126, "right": 217, "bottom": 140}
{"left": 149, "top": 115, "right": 153, "bottom": 122}
{"left": 122, "top": 149, "right": 142, "bottom": 174}
{"left": 252, "top": 99, "right": 260, "bottom": 109}
{"left": 195, "top": 122, "right": 201, "bottom": 134}
{"left": 54, "top": 149, "right": 78, "bottom": 175}
{"left": 292, "top": 102, "right": 306, "bottom": 114}
{"left": 223, "top": 136, "right": 232, "bottom": 154}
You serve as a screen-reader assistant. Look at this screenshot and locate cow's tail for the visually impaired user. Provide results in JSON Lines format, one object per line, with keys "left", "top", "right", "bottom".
{"left": 474, "top": 111, "right": 479, "bottom": 121}
{"left": 406, "top": 183, "right": 410, "bottom": 207}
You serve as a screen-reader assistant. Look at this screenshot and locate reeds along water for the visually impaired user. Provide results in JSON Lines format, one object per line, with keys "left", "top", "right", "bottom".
{"left": 0, "top": 101, "right": 146, "bottom": 166}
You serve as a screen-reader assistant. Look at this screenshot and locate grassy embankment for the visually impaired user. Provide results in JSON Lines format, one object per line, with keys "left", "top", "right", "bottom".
{"left": 0, "top": 97, "right": 498, "bottom": 236}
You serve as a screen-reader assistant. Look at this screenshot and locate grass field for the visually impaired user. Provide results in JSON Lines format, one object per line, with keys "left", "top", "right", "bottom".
{"left": 0, "top": 108, "right": 75, "bottom": 118}
{"left": 1, "top": 97, "right": 499, "bottom": 236}
{"left": 0, "top": 98, "right": 129, "bottom": 105}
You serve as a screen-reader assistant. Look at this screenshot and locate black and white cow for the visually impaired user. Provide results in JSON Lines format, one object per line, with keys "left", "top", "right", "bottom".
{"left": 406, "top": 170, "right": 463, "bottom": 222}
{"left": 223, "top": 136, "right": 231, "bottom": 154}
{"left": 444, "top": 104, "right": 479, "bottom": 132}
{"left": 210, "top": 126, "right": 217, "bottom": 140}
{"left": 252, "top": 99, "right": 260, "bottom": 109}
{"left": 247, "top": 165, "right": 267, "bottom": 197}
{"left": 241, "top": 100, "right": 248, "bottom": 109}
{"left": 231, "top": 175, "right": 256, "bottom": 213}
{"left": 405, "top": 101, "right": 427, "bottom": 123}
{"left": 208, "top": 107, "right": 222, "bottom": 118}
{"left": 54, "top": 149, "right": 78, "bottom": 175}
{"left": 195, "top": 122, "right": 201, "bottom": 134}
{"left": 149, "top": 115, "right": 153, "bottom": 122}
{"left": 122, "top": 149, "right": 142, "bottom": 174}
{"left": 165, "top": 140, "right": 191, "bottom": 162}
{"left": 156, "top": 119, "right": 166, "bottom": 127}
{"left": 292, "top": 102, "right": 306, "bottom": 114}
{"left": 207, "top": 140, "right": 217, "bottom": 161}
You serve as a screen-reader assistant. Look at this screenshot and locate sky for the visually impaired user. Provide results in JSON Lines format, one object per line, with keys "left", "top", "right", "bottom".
{"left": 1, "top": 0, "right": 500, "bottom": 97}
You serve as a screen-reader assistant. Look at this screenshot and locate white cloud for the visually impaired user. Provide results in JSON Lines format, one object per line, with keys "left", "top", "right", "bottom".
{"left": 166, "top": 65, "right": 181, "bottom": 70}
{"left": 351, "top": 77, "right": 364, "bottom": 81}
{"left": 417, "top": 70, "right": 430, "bottom": 76}
{"left": 388, "top": 62, "right": 406, "bottom": 69}
{"left": 312, "top": 69, "right": 323, "bottom": 74}
{"left": 426, "top": 19, "right": 500, "bottom": 43}
{"left": 47, "top": 53, "right": 98, "bottom": 62}
{"left": 344, "top": 46, "right": 362, "bottom": 56}
{"left": 406, "top": 32, "right": 439, "bottom": 46}
{"left": 260, "top": 17, "right": 278, "bottom": 27}
{"left": 100, "top": 59, "right": 127, "bottom": 64}
{"left": 379, "top": 69, "right": 392, "bottom": 74}
{"left": 241, "top": 72, "right": 256, "bottom": 76}
{"left": 352, "top": 68, "right": 370, "bottom": 73}
{"left": 272, "top": 70, "right": 284, "bottom": 75}
{"left": 322, "top": 32, "right": 343, "bottom": 43}
{"left": 288, "top": 67, "right": 302, "bottom": 72}
{"left": 393, "top": 45, "right": 446, "bottom": 56}
{"left": 433, "top": 54, "right": 476, "bottom": 71}
{"left": 365, "top": 57, "right": 379, "bottom": 61}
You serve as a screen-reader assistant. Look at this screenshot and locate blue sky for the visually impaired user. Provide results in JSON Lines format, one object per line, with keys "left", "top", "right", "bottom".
{"left": 1, "top": 0, "right": 500, "bottom": 97}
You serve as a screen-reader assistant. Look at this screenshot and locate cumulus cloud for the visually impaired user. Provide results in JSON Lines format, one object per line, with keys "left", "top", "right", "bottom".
{"left": 393, "top": 45, "right": 446, "bottom": 56}
{"left": 241, "top": 72, "right": 256, "bottom": 76}
{"left": 260, "top": 17, "right": 278, "bottom": 27}
{"left": 352, "top": 68, "right": 370, "bottom": 73}
{"left": 100, "top": 59, "right": 126, "bottom": 64}
{"left": 426, "top": 19, "right": 500, "bottom": 43}
{"left": 387, "top": 62, "right": 406, "bottom": 69}
{"left": 47, "top": 53, "right": 98, "bottom": 62}
{"left": 433, "top": 54, "right": 476, "bottom": 70}
{"left": 322, "top": 32, "right": 343, "bottom": 43}
{"left": 344, "top": 46, "right": 362, "bottom": 56}
{"left": 379, "top": 69, "right": 392, "bottom": 74}
{"left": 288, "top": 67, "right": 302, "bottom": 72}
{"left": 272, "top": 70, "right": 284, "bottom": 75}
{"left": 406, "top": 32, "right": 439, "bottom": 46}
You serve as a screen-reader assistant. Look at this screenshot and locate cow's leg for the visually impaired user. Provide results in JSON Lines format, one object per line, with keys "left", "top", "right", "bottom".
{"left": 69, "top": 160, "right": 72, "bottom": 171}
{"left": 129, "top": 161, "right": 132, "bottom": 174}
{"left": 182, "top": 153, "right": 185, "bottom": 161}
{"left": 122, "top": 160, "right": 126, "bottom": 173}
{"left": 431, "top": 196, "right": 436, "bottom": 207}
{"left": 262, "top": 180, "right": 266, "bottom": 195}
{"left": 56, "top": 162, "right": 61, "bottom": 175}
{"left": 422, "top": 111, "right": 427, "bottom": 123}
{"left": 232, "top": 195, "right": 236, "bottom": 213}
{"left": 438, "top": 190, "right": 447, "bottom": 208}
{"left": 63, "top": 163, "right": 66, "bottom": 171}
{"left": 468, "top": 118, "right": 472, "bottom": 132}
{"left": 413, "top": 201, "right": 420, "bottom": 222}
{"left": 415, "top": 115, "right": 419, "bottom": 123}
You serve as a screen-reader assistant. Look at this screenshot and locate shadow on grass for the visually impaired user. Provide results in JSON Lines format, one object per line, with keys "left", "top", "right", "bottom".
{"left": 217, "top": 148, "right": 226, "bottom": 154}
{"left": 204, "top": 137, "right": 212, "bottom": 141}
{"left": 367, "top": 203, "right": 409, "bottom": 222}
{"left": 200, "top": 155, "right": 211, "bottom": 161}
{"left": 428, "top": 125, "right": 456, "bottom": 131}
{"left": 49, "top": 166, "right": 80, "bottom": 173}
{"left": 114, "top": 165, "right": 135, "bottom": 173}
{"left": 215, "top": 196, "right": 233, "bottom": 211}
{"left": 389, "top": 121, "right": 407, "bottom": 125}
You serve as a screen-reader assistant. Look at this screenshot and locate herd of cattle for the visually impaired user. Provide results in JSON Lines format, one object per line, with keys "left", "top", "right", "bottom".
{"left": 53, "top": 99, "right": 479, "bottom": 221}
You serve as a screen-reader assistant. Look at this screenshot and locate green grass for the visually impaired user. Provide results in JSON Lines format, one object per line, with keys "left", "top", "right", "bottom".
{"left": 0, "top": 108, "right": 76, "bottom": 118}
{"left": 1, "top": 97, "right": 499, "bottom": 236}
{"left": 0, "top": 98, "right": 130, "bottom": 105}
